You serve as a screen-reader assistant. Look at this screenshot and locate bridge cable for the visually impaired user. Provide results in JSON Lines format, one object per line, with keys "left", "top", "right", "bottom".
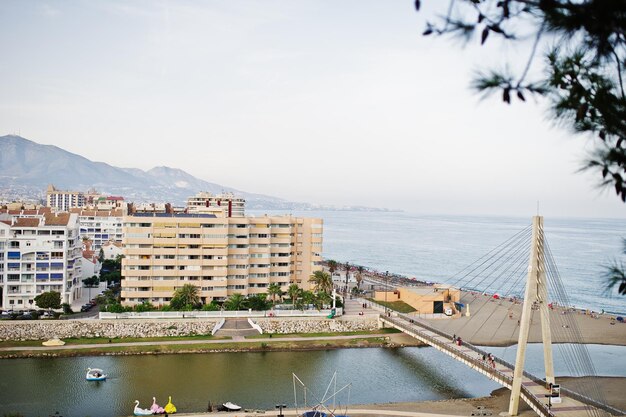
{"left": 544, "top": 237, "right": 609, "bottom": 417}
{"left": 438, "top": 230, "right": 532, "bottom": 336}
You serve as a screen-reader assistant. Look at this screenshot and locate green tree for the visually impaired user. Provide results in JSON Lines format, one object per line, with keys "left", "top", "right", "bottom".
{"left": 98, "top": 248, "right": 105, "bottom": 263}
{"left": 134, "top": 301, "right": 155, "bottom": 312}
{"left": 247, "top": 294, "right": 271, "bottom": 311}
{"left": 267, "top": 283, "right": 283, "bottom": 304}
{"left": 309, "top": 270, "right": 333, "bottom": 294}
{"left": 314, "top": 291, "right": 332, "bottom": 310}
{"left": 82, "top": 275, "right": 100, "bottom": 287}
{"left": 34, "top": 291, "right": 61, "bottom": 309}
{"left": 224, "top": 293, "right": 247, "bottom": 311}
{"left": 417, "top": 0, "right": 626, "bottom": 294}
{"left": 287, "top": 283, "right": 302, "bottom": 306}
{"left": 301, "top": 290, "right": 316, "bottom": 309}
{"left": 61, "top": 303, "right": 73, "bottom": 314}
{"left": 201, "top": 300, "right": 221, "bottom": 311}
{"left": 170, "top": 284, "right": 200, "bottom": 310}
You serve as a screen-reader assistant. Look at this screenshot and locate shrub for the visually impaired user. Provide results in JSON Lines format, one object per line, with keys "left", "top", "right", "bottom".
{"left": 201, "top": 302, "right": 220, "bottom": 311}
{"left": 134, "top": 302, "right": 155, "bottom": 313}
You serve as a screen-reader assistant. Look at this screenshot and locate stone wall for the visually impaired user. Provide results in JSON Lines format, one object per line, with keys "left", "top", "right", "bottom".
{"left": 0, "top": 317, "right": 379, "bottom": 341}
{"left": 255, "top": 317, "right": 378, "bottom": 334}
{"left": 0, "top": 320, "right": 220, "bottom": 341}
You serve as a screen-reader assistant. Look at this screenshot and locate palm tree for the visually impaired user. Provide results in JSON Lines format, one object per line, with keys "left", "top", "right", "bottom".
{"left": 301, "top": 290, "right": 316, "bottom": 309}
{"left": 267, "top": 283, "right": 283, "bottom": 304}
{"left": 314, "top": 291, "right": 332, "bottom": 310}
{"left": 327, "top": 260, "right": 338, "bottom": 275}
{"left": 309, "top": 270, "right": 333, "bottom": 294}
{"left": 171, "top": 284, "right": 200, "bottom": 309}
{"left": 356, "top": 266, "right": 365, "bottom": 288}
{"left": 287, "top": 283, "right": 302, "bottom": 306}
{"left": 224, "top": 293, "right": 247, "bottom": 311}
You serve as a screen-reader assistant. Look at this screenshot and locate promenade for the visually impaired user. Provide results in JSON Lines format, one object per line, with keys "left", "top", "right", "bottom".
{"left": 0, "top": 333, "right": 395, "bottom": 352}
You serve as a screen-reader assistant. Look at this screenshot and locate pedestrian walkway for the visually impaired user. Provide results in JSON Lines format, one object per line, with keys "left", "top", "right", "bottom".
{"left": 0, "top": 333, "right": 391, "bottom": 352}
{"left": 214, "top": 318, "right": 261, "bottom": 337}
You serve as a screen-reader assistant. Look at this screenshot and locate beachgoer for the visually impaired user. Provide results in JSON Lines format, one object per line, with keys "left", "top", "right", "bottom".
{"left": 452, "top": 334, "right": 456, "bottom": 343}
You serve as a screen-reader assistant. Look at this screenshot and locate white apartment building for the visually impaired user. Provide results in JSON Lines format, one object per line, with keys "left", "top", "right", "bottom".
{"left": 121, "top": 212, "right": 323, "bottom": 306}
{"left": 46, "top": 184, "right": 85, "bottom": 212}
{"left": 0, "top": 211, "right": 82, "bottom": 309}
{"left": 70, "top": 209, "right": 124, "bottom": 250}
{"left": 186, "top": 192, "right": 245, "bottom": 217}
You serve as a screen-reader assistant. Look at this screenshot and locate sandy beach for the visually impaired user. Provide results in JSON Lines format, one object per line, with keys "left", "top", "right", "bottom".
{"left": 412, "top": 292, "right": 626, "bottom": 346}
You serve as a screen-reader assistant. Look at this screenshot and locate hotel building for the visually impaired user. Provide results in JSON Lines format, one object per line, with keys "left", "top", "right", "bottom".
{"left": 120, "top": 211, "right": 323, "bottom": 306}
{"left": 186, "top": 192, "right": 245, "bottom": 217}
{"left": 0, "top": 210, "right": 82, "bottom": 309}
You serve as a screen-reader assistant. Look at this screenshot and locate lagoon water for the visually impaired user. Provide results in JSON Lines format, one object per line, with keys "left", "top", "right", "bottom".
{"left": 252, "top": 211, "right": 626, "bottom": 315}
{"left": 1, "top": 344, "right": 625, "bottom": 417}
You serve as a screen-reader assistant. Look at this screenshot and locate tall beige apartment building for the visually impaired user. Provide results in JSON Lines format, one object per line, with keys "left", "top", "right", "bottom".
{"left": 120, "top": 212, "right": 323, "bottom": 306}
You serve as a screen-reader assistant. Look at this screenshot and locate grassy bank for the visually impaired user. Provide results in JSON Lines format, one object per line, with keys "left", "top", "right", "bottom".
{"left": 0, "top": 330, "right": 418, "bottom": 359}
{"left": 0, "top": 334, "right": 227, "bottom": 348}
{"left": 0, "top": 335, "right": 409, "bottom": 359}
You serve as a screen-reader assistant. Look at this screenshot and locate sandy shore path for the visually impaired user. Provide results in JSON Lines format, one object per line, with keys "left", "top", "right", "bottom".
{"left": 148, "top": 377, "right": 626, "bottom": 417}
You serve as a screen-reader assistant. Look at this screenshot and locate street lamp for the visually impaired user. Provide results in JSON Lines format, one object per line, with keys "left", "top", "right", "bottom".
{"left": 385, "top": 270, "right": 389, "bottom": 316}
{"left": 344, "top": 262, "right": 350, "bottom": 297}
{"left": 276, "top": 404, "right": 287, "bottom": 417}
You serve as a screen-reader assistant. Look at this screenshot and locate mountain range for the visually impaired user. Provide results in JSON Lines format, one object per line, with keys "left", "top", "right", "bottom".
{"left": 0, "top": 135, "right": 387, "bottom": 211}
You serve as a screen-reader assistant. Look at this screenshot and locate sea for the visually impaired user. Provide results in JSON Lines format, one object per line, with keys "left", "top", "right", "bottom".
{"left": 252, "top": 211, "right": 626, "bottom": 315}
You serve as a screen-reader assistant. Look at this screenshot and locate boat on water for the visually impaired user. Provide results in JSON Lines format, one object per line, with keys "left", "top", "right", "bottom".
{"left": 86, "top": 368, "right": 107, "bottom": 381}
{"left": 223, "top": 402, "right": 242, "bottom": 411}
{"left": 133, "top": 400, "right": 153, "bottom": 416}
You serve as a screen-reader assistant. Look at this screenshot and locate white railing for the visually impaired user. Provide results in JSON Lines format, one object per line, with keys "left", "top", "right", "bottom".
{"left": 248, "top": 318, "right": 263, "bottom": 334}
{"left": 211, "top": 318, "right": 225, "bottom": 335}
{"left": 98, "top": 309, "right": 340, "bottom": 320}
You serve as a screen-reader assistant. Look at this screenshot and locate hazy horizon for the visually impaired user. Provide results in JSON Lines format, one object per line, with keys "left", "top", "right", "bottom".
{"left": 1, "top": 1, "right": 624, "bottom": 219}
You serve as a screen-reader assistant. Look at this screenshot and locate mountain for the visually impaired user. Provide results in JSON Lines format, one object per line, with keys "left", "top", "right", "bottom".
{"left": 0, "top": 135, "right": 299, "bottom": 209}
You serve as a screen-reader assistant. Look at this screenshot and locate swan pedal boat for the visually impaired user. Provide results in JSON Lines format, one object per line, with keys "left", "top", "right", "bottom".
{"left": 223, "top": 402, "right": 242, "bottom": 411}
{"left": 134, "top": 400, "right": 153, "bottom": 416}
{"left": 86, "top": 368, "right": 107, "bottom": 381}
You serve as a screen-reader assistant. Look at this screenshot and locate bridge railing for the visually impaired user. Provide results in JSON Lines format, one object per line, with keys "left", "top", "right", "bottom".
{"left": 382, "top": 315, "right": 514, "bottom": 383}
{"left": 383, "top": 313, "right": 625, "bottom": 417}
{"left": 381, "top": 314, "right": 557, "bottom": 417}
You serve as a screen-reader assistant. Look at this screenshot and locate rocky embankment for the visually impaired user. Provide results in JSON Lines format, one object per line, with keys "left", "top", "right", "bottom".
{"left": 0, "top": 320, "right": 220, "bottom": 341}
{"left": 0, "top": 317, "right": 379, "bottom": 341}
{"left": 256, "top": 317, "right": 378, "bottom": 333}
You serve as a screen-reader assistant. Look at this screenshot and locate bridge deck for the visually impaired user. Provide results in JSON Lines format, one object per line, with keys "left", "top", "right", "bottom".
{"left": 380, "top": 314, "right": 621, "bottom": 417}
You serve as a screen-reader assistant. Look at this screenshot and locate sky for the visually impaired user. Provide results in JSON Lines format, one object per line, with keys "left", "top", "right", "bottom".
{"left": 0, "top": 0, "right": 624, "bottom": 218}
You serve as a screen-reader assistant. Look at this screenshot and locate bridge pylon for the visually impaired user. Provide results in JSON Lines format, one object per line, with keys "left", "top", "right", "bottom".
{"left": 508, "top": 216, "right": 555, "bottom": 416}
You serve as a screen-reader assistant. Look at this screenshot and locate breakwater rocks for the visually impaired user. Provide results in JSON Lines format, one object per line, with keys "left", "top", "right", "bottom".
{"left": 0, "top": 320, "right": 220, "bottom": 341}
{"left": 256, "top": 317, "right": 378, "bottom": 334}
{"left": 0, "top": 317, "right": 379, "bottom": 341}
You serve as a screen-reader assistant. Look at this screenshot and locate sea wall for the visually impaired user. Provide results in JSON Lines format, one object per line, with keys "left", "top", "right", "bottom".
{"left": 0, "top": 320, "right": 220, "bottom": 341}
{"left": 255, "top": 317, "right": 378, "bottom": 334}
{"left": 0, "top": 317, "right": 379, "bottom": 341}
